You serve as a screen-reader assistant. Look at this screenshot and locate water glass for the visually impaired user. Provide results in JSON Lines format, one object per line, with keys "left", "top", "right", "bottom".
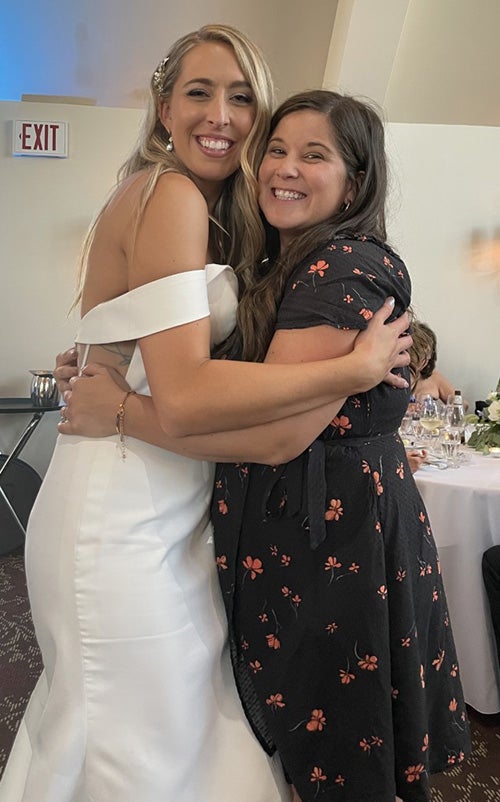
{"left": 440, "top": 429, "right": 461, "bottom": 468}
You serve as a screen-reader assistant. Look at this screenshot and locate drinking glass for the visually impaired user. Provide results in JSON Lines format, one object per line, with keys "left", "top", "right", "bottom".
{"left": 439, "top": 429, "right": 461, "bottom": 468}
{"left": 420, "top": 395, "right": 445, "bottom": 446}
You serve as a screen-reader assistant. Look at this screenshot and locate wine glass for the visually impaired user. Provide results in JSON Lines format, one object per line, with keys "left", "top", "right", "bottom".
{"left": 420, "top": 395, "right": 446, "bottom": 446}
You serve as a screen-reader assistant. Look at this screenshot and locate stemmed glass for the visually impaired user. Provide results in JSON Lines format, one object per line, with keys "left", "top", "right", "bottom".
{"left": 420, "top": 395, "right": 446, "bottom": 448}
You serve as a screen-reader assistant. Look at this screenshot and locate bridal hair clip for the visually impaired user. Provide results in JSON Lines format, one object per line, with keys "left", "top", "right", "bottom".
{"left": 152, "top": 56, "right": 169, "bottom": 94}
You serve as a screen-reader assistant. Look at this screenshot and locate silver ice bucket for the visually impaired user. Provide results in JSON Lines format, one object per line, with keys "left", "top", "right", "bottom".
{"left": 30, "top": 370, "right": 59, "bottom": 407}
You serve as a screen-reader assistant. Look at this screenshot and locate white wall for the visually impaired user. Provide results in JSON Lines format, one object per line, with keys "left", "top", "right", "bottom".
{"left": 386, "top": 123, "right": 499, "bottom": 407}
{"left": 0, "top": 100, "right": 142, "bottom": 476}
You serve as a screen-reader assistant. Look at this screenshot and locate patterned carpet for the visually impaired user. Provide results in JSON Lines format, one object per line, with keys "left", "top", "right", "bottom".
{"left": 1, "top": 553, "right": 500, "bottom": 799}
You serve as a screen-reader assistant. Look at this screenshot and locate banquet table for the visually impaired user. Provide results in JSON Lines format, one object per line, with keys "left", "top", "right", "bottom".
{"left": 414, "top": 450, "right": 500, "bottom": 714}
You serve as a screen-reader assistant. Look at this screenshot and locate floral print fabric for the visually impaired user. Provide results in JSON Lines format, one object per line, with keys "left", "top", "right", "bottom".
{"left": 212, "top": 236, "right": 470, "bottom": 802}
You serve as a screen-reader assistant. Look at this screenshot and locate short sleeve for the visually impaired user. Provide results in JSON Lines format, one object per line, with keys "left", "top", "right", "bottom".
{"left": 276, "top": 236, "right": 411, "bottom": 333}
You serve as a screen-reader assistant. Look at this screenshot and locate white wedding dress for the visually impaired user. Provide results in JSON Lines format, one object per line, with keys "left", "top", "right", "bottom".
{"left": 0, "top": 266, "right": 288, "bottom": 802}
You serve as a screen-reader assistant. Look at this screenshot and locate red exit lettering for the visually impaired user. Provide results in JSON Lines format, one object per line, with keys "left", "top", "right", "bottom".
{"left": 20, "top": 122, "right": 60, "bottom": 151}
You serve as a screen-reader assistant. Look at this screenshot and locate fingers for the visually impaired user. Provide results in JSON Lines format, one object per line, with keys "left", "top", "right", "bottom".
{"left": 79, "top": 362, "right": 110, "bottom": 379}
{"left": 392, "top": 350, "right": 411, "bottom": 369}
{"left": 55, "top": 347, "right": 77, "bottom": 369}
{"left": 383, "top": 371, "right": 409, "bottom": 389}
{"left": 373, "top": 297, "right": 395, "bottom": 323}
{"left": 397, "top": 333, "right": 413, "bottom": 352}
{"left": 54, "top": 348, "right": 78, "bottom": 394}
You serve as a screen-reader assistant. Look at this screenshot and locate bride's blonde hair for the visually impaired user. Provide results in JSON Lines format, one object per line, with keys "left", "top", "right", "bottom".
{"left": 74, "top": 24, "right": 275, "bottom": 306}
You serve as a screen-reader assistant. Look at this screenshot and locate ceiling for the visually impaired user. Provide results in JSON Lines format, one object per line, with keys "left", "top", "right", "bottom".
{"left": 1, "top": 0, "right": 499, "bottom": 126}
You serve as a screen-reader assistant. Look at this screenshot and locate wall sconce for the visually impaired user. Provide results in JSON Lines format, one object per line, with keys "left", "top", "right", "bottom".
{"left": 468, "top": 229, "right": 500, "bottom": 276}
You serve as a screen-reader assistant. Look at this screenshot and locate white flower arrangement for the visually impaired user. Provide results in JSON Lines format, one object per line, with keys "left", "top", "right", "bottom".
{"left": 468, "top": 379, "right": 500, "bottom": 452}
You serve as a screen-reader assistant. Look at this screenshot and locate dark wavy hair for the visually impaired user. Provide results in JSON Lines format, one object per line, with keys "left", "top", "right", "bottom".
{"left": 221, "top": 89, "right": 389, "bottom": 363}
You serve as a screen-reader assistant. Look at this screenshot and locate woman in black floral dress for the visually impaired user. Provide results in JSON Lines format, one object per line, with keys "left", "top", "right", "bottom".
{"left": 212, "top": 91, "right": 470, "bottom": 801}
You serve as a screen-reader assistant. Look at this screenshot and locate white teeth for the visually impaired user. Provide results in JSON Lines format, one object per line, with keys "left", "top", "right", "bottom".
{"left": 198, "top": 137, "right": 231, "bottom": 151}
{"left": 273, "top": 189, "right": 305, "bottom": 200}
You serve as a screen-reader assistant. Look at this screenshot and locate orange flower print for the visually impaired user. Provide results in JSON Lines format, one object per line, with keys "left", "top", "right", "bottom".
{"left": 282, "top": 586, "right": 292, "bottom": 598}
{"left": 359, "top": 308, "right": 374, "bottom": 321}
{"left": 259, "top": 612, "right": 268, "bottom": 623}
{"left": 266, "top": 693, "right": 285, "bottom": 710}
{"left": 344, "top": 293, "right": 353, "bottom": 303}
{"left": 392, "top": 688, "right": 399, "bottom": 699}
{"left": 310, "top": 767, "right": 327, "bottom": 784}
{"left": 360, "top": 738, "right": 371, "bottom": 752}
{"left": 215, "top": 480, "right": 223, "bottom": 489}
{"left": 450, "top": 663, "right": 458, "bottom": 678}
{"left": 422, "top": 733, "right": 429, "bottom": 752}
{"left": 308, "top": 259, "right": 329, "bottom": 277}
{"left": 362, "top": 460, "right": 371, "bottom": 474}
{"left": 216, "top": 555, "right": 228, "bottom": 570}
{"left": 372, "top": 471, "right": 383, "bottom": 495}
{"left": 242, "top": 556, "right": 263, "bottom": 580}
{"left": 249, "top": 660, "right": 262, "bottom": 673}
{"left": 325, "top": 498, "right": 343, "bottom": 521}
{"left": 241, "top": 640, "right": 249, "bottom": 650}
{"left": 432, "top": 589, "right": 439, "bottom": 602}
{"left": 292, "top": 594, "right": 302, "bottom": 606}
{"left": 449, "top": 698, "right": 458, "bottom": 712}
{"left": 281, "top": 554, "right": 291, "bottom": 566}
{"left": 349, "top": 562, "right": 360, "bottom": 573}
{"left": 371, "top": 736, "right": 383, "bottom": 747}
{"left": 352, "top": 396, "right": 361, "bottom": 408}
{"left": 270, "top": 544, "right": 278, "bottom": 556}
{"left": 306, "top": 709, "right": 326, "bottom": 732}
{"left": 335, "top": 775, "right": 345, "bottom": 786}
{"left": 396, "top": 568, "right": 406, "bottom": 582}
{"left": 401, "top": 638, "right": 410, "bottom": 648}
{"left": 358, "top": 654, "right": 378, "bottom": 671}
{"left": 342, "top": 245, "right": 353, "bottom": 253}
{"left": 332, "top": 415, "right": 352, "bottom": 435}
{"left": 340, "top": 669, "right": 355, "bottom": 684}
{"left": 383, "top": 256, "right": 393, "bottom": 268}
{"left": 396, "top": 461, "right": 405, "bottom": 479}
{"left": 375, "top": 521, "right": 382, "bottom": 534}
{"left": 419, "top": 511, "right": 426, "bottom": 523}
{"left": 266, "top": 633, "right": 281, "bottom": 650}
{"left": 377, "top": 585, "right": 388, "bottom": 599}
{"left": 432, "top": 650, "right": 445, "bottom": 671}
{"left": 325, "top": 556, "right": 342, "bottom": 571}
{"left": 353, "top": 268, "right": 363, "bottom": 275}
{"left": 325, "top": 622, "right": 338, "bottom": 635}
{"left": 217, "top": 499, "right": 228, "bottom": 515}
{"left": 405, "top": 764, "right": 425, "bottom": 783}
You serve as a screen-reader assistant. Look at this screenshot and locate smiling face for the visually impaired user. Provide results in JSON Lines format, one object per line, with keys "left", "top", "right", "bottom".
{"left": 159, "top": 41, "right": 256, "bottom": 206}
{"left": 258, "top": 110, "right": 355, "bottom": 249}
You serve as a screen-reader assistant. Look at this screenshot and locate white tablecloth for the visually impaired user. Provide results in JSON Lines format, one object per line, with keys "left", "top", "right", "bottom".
{"left": 415, "top": 450, "right": 500, "bottom": 713}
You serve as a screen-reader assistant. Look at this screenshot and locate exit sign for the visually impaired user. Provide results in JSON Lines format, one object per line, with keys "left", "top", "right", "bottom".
{"left": 12, "top": 120, "right": 68, "bottom": 158}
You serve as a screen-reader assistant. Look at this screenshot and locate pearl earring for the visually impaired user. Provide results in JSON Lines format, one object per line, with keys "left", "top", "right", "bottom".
{"left": 166, "top": 134, "right": 174, "bottom": 153}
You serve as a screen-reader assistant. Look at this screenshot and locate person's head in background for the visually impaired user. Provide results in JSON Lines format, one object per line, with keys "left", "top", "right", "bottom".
{"left": 409, "top": 321, "right": 436, "bottom": 391}
{"left": 232, "top": 89, "right": 390, "bottom": 363}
